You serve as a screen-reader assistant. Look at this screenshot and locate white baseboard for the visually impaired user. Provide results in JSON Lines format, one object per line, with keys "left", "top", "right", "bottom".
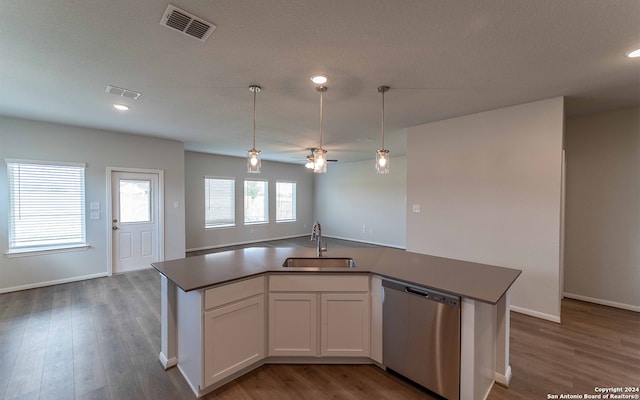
{"left": 112, "top": 265, "right": 153, "bottom": 275}
{"left": 323, "top": 234, "right": 406, "bottom": 249}
{"left": 510, "top": 305, "right": 561, "bottom": 323}
{"left": 159, "top": 352, "right": 177, "bottom": 370}
{"left": 0, "top": 272, "right": 109, "bottom": 294}
{"left": 187, "top": 234, "right": 406, "bottom": 253}
{"left": 563, "top": 292, "right": 640, "bottom": 312}
{"left": 177, "top": 364, "right": 199, "bottom": 398}
{"left": 494, "top": 365, "right": 512, "bottom": 387}
{"left": 186, "top": 234, "right": 308, "bottom": 253}
{"left": 481, "top": 380, "right": 495, "bottom": 400}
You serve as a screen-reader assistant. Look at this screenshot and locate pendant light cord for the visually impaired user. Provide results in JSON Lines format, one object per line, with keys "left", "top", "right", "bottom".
{"left": 319, "top": 87, "right": 323, "bottom": 149}
{"left": 381, "top": 88, "right": 385, "bottom": 150}
{"left": 253, "top": 88, "right": 257, "bottom": 149}
{"left": 378, "top": 85, "right": 389, "bottom": 151}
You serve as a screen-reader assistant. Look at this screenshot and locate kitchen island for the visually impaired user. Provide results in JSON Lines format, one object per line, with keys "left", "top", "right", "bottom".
{"left": 152, "top": 246, "right": 521, "bottom": 399}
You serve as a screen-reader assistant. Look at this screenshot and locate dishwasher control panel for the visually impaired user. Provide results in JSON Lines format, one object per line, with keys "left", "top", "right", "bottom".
{"left": 387, "top": 279, "right": 460, "bottom": 307}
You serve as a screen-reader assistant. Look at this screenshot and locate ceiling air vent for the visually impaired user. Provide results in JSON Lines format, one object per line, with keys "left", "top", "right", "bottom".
{"left": 160, "top": 4, "right": 216, "bottom": 42}
{"left": 105, "top": 85, "right": 141, "bottom": 100}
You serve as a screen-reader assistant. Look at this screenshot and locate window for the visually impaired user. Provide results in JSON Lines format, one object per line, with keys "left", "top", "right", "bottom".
{"left": 6, "top": 159, "right": 86, "bottom": 253}
{"left": 244, "top": 180, "right": 268, "bottom": 224}
{"left": 119, "top": 179, "right": 151, "bottom": 223}
{"left": 276, "top": 181, "right": 296, "bottom": 222}
{"left": 205, "top": 177, "right": 235, "bottom": 228}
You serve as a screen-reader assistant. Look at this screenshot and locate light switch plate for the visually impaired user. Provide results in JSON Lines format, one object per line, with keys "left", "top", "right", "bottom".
{"left": 90, "top": 211, "right": 101, "bottom": 220}
{"left": 90, "top": 202, "right": 100, "bottom": 210}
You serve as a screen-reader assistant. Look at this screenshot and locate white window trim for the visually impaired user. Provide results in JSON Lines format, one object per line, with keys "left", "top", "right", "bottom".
{"left": 243, "top": 179, "right": 269, "bottom": 224}
{"left": 204, "top": 176, "right": 236, "bottom": 229}
{"left": 5, "top": 158, "right": 88, "bottom": 257}
{"left": 6, "top": 244, "right": 90, "bottom": 258}
{"left": 275, "top": 180, "right": 297, "bottom": 223}
{"left": 5, "top": 158, "right": 86, "bottom": 168}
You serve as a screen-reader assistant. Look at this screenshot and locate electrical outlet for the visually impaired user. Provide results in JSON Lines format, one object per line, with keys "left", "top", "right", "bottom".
{"left": 412, "top": 204, "right": 421, "bottom": 213}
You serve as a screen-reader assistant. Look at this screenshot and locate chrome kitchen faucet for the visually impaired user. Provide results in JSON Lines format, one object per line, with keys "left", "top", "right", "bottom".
{"left": 310, "top": 221, "right": 327, "bottom": 257}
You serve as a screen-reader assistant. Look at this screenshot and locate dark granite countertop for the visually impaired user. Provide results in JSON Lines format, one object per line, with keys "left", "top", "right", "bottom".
{"left": 151, "top": 247, "right": 521, "bottom": 305}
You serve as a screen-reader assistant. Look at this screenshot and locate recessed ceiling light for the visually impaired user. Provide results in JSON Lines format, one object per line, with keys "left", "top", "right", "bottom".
{"left": 626, "top": 48, "right": 640, "bottom": 58}
{"left": 113, "top": 104, "right": 130, "bottom": 111}
{"left": 311, "top": 74, "right": 328, "bottom": 84}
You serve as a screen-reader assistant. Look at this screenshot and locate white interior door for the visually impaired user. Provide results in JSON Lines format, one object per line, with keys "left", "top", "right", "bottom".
{"left": 111, "top": 171, "right": 159, "bottom": 273}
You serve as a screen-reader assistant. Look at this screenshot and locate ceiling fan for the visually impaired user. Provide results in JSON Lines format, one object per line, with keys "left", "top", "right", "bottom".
{"left": 304, "top": 148, "right": 337, "bottom": 170}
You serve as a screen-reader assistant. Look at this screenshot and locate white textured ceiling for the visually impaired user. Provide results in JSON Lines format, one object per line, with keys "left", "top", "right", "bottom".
{"left": 1, "top": 0, "right": 638, "bottom": 164}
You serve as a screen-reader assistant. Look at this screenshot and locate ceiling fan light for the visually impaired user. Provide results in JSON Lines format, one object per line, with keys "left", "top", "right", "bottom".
{"left": 305, "top": 156, "right": 315, "bottom": 169}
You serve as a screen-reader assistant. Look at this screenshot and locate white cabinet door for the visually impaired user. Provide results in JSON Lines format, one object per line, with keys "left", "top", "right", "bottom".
{"left": 204, "top": 295, "right": 265, "bottom": 388}
{"left": 269, "top": 293, "right": 318, "bottom": 356}
{"left": 320, "top": 293, "right": 370, "bottom": 357}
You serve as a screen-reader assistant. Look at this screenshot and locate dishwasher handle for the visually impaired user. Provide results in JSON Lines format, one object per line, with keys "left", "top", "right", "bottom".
{"left": 382, "top": 278, "right": 460, "bottom": 307}
{"left": 406, "top": 286, "right": 430, "bottom": 298}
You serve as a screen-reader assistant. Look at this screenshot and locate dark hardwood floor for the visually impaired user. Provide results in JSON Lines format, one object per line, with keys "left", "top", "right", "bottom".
{"left": 1, "top": 237, "right": 638, "bottom": 399}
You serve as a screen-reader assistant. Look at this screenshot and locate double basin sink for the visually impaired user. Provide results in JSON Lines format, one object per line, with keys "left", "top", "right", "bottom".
{"left": 282, "top": 257, "right": 356, "bottom": 268}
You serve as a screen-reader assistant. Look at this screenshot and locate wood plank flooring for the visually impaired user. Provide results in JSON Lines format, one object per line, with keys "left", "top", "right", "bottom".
{"left": 0, "top": 237, "right": 638, "bottom": 399}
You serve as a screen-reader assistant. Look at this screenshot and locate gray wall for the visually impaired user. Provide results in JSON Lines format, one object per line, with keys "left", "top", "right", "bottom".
{"left": 406, "top": 98, "right": 565, "bottom": 321}
{"left": 0, "top": 116, "right": 186, "bottom": 292}
{"left": 185, "top": 151, "right": 314, "bottom": 250}
{"left": 314, "top": 156, "right": 407, "bottom": 248}
{"left": 564, "top": 107, "right": 640, "bottom": 310}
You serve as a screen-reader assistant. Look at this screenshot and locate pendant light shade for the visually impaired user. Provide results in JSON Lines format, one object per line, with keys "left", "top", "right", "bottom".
{"left": 376, "top": 86, "right": 390, "bottom": 174}
{"left": 313, "top": 85, "right": 328, "bottom": 174}
{"left": 247, "top": 85, "right": 261, "bottom": 173}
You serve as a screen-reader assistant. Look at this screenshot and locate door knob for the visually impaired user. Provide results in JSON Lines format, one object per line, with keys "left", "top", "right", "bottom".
{"left": 112, "top": 226, "right": 119, "bottom": 230}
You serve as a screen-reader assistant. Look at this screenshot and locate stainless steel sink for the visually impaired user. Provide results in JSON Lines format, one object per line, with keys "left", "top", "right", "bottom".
{"left": 282, "top": 257, "right": 356, "bottom": 268}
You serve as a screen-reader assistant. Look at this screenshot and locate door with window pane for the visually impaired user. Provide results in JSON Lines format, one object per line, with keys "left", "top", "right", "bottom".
{"left": 111, "top": 172, "right": 159, "bottom": 273}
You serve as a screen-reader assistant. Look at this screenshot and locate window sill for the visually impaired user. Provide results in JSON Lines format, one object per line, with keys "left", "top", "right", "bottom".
{"left": 5, "top": 244, "right": 90, "bottom": 258}
{"left": 205, "top": 224, "right": 236, "bottom": 230}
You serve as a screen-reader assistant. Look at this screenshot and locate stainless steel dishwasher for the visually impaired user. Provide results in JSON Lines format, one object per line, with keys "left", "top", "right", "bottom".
{"left": 382, "top": 279, "right": 460, "bottom": 400}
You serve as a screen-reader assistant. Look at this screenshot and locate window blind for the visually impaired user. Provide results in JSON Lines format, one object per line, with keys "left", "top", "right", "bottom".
{"left": 7, "top": 160, "right": 86, "bottom": 251}
{"left": 205, "top": 177, "right": 235, "bottom": 228}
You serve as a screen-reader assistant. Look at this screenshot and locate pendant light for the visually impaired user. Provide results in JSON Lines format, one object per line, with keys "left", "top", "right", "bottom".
{"left": 376, "top": 86, "right": 390, "bottom": 174}
{"left": 247, "top": 85, "right": 262, "bottom": 173}
{"left": 313, "top": 85, "right": 328, "bottom": 173}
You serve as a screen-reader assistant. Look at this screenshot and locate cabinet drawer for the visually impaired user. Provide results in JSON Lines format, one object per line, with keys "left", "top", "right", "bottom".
{"left": 205, "top": 276, "right": 264, "bottom": 310}
{"left": 269, "top": 274, "right": 369, "bottom": 292}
